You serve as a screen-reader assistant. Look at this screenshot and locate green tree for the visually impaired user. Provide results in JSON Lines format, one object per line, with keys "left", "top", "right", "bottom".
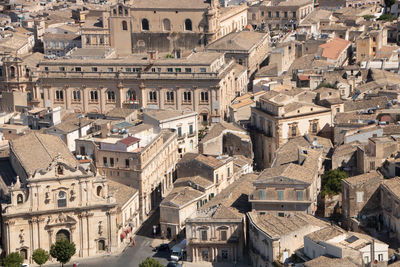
{"left": 32, "top": 248, "right": 50, "bottom": 266}
{"left": 362, "top": 14, "right": 375, "bottom": 21}
{"left": 378, "top": 13, "right": 396, "bottom": 21}
{"left": 3, "top": 252, "right": 23, "bottom": 267}
{"left": 316, "top": 82, "right": 338, "bottom": 89}
{"left": 321, "top": 169, "right": 348, "bottom": 198}
{"left": 50, "top": 240, "right": 76, "bottom": 267}
{"left": 139, "top": 257, "right": 164, "bottom": 267}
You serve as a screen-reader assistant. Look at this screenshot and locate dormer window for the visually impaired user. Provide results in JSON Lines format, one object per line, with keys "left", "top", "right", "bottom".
{"left": 17, "top": 194, "right": 23, "bottom": 204}
{"left": 57, "top": 191, "right": 67, "bottom": 207}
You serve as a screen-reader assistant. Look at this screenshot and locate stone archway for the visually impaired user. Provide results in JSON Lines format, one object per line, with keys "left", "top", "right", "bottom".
{"left": 56, "top": 229, "right": 71, "bottom": 242}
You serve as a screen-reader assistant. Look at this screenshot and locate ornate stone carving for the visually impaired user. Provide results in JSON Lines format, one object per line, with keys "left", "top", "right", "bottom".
{"left": 98, "top": 221, "right": 103, "bottom": 235}
{"left": 19, "top": 229, "right": 24, "bottom": 244}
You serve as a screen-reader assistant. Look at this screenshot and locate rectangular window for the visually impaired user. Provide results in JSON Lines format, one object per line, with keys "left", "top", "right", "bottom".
{"left": 175, "top": 68, "right": 181, "bottom": 72}
{"left": 268, "top": 11, "right": 271, "bottom": 18}
{"left": 185, "top": 68, "right": 192, "bottom": 73}
{"left": 167, "top": 68, "right": 173, "bottom": 72}
{"left": 284, "top": 11, "right": 288, "bottom": 18}
{"left": 278, "top": 190, "right": 284, "bottom": 200}
{"left": 227, "top": 167, "right": 230, "bottom": 177}
{"left": 291, "top": 125, "right": 297, "bottom": 137}
{"left": 201, "top": 230, "right": 207, "bottom": 241}
{"left": 356, "top": 192, "right": 364, "bottom": 203}
{"left": 261, "top": 11, "right": 264, "bottom": 17}
{"left": 293, "top": 11, "right": 296, "bottom": 18}
{"left": 103, "top": 157, "right": 107, "bottom": 165}
{"left": 378, "top": 254, "right": 383, "bottom": 261}
{"left": 125, "top": 68, "right": 132, "bottom": 72}
{"left": 312, "top": 123, "right": 318, "bottom": 133}
{"left": 189, "top": 124, "right": 193, "bottom": 135}
{"left": 59, "top": 67, "right": 65, "bottom": 71}
{"left": 276, "top": 11, "right": 279, "bottom": 18}
{"left": 75, "top": 67, "right": 82, "bottom": 72}
{"left": 108, "top": 67, "right": 113, "bottom": 72}
{"left": 200, "top": 68, "right": 206, "bottom": 73}
{"left": 110, "top": 157, "right": 114, "bottom": 167}
{"left": 297, "top": 191, "right": 303, "bottom": 201}
{"left": 125, "top": 159, "right": 130, "bottom": 168}
{"left": 221, "top": 231, "right": 227, "bottom": 241}
{"left": 259, "top": 189, "right": 266, "bottom": 200}
{"left": 178, "top": 127, "right": 182, "bottom": 137}
{"left": 216, "top": 173, "right": 219, "bottom": 183}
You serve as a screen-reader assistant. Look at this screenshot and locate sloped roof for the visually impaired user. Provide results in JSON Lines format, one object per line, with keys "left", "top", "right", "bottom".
{"left": 206, "top": 31, "right": 268, "bottom": 51}
{"left": 319, "top": 37, "right": 351, "bottom": 60}
{"left": 11, "top": 132, "right": 78, "bottom": 176}
{"left": 107, "top": 179, "right": 138, "bottom": 208}
{"left": 255, "top": 163, "right": 314, "bottom": 184}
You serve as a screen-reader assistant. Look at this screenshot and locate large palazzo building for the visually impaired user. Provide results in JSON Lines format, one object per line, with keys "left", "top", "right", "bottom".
{"left": 1, "top": 133, "right": 124, "bottom": 264}
{"left": 35, "top": 50, "right": 247, "bottom": 124}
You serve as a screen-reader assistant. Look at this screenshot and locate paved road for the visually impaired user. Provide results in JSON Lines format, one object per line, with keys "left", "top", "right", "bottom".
{"left": 47, "top": 208, "right": 174, "bottom": 267}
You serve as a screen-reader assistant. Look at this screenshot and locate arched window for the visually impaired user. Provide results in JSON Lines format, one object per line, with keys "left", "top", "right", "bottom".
{"left": 124, "top": 9, "right": 128, "bottom": 15}
{"left": 183, "top": 91, "right": 191, "bottom": 102}
{"left": 57, "top": 191, "right": 67, "bottom": 207}
{"left": 98, "top": 240, "right": 106, "bottom": 251}
{"left": 56, "top": 229, "right": 70, "bottom": 242}
{"left": 118, "top": 5, "right": 123, "bottom": 15}
{"left": 55, "top": 90, "right": 64, "bottom": 101}
{"left": 166, "top": 91, "right": 174, "bottom": 102}
{"left": 20, "top": 248, "right": 28, "bottom": 260}
{"left": 17, "top": 194, "right": 23, "bottom": 204}
{"left": 97, "top": 186, "right": 103, "bottom": 197}
{"left": 107, "top": 91, "right": 115, "bottom": 102}
{"left": 113, "top": 9, "right": 117, "bottom": 15}
{"left": 142, "top": 19, "right": 149, "bottom": 31}
{"left": 149, "top": 91, "right": 157, "bottom": 102}
{"left": 126, "top": 90, "right": 136, "bottom": 101}
{"left": 73, "top": 90, "right": 81, "bottom": 101}
{"left": 200, "top": 92, "right": 208, "bottom": 102}
{"left": 163, "top": 19, "right": 171, "bottom": 31}
{"left": 10, "top": 66, "right": 15, "bottom": 78}
{"left": 122, "top": 20, "right": 128, "bottom": 31}
{"left": 184, "top": 19, "right": 192, "bottom": 31}
{"left": 90, "top": 90, "right": 98, "bottom": 102}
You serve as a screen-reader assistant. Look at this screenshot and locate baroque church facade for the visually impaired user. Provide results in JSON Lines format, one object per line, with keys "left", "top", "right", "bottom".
{"left": 1, "top": 133, "right": 120, "bottom": 264}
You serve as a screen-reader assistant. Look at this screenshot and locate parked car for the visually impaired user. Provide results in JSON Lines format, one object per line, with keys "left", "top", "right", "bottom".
{"left": 166, "top": 262, "right": 182, "bottom": 267}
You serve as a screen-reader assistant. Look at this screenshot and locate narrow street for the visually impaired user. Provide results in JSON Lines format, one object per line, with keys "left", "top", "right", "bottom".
{"left": 47, "top": 208, "right": 173, "bottom": 267}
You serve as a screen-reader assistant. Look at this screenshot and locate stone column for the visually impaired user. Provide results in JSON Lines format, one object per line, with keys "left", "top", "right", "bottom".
{"left": 48, "top": 230, "right": 53, "bottom": 251}
{"left": 117, "top": 82, "right": 124, "bottom": 108}
{"left": 64, "top": 85, "right": 70, "bottom": 110}
{"left": 82, "top": 85, "right": 88, "bottom": 113}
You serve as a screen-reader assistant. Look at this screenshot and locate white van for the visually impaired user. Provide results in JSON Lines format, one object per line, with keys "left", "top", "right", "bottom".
{"left": 170, "top": 239, "right": 186, "bottom": 261}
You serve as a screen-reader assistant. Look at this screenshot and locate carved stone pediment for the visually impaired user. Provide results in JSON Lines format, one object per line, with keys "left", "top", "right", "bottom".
{"left": 44, "top": 213, "right": 77, "bottom": 229}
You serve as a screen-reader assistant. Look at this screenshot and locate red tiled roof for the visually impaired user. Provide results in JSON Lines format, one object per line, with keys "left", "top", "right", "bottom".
{"left": 298, "top": 75, "right": 310, "bottom": 81}
{"left": 319, "top": 37, "right": 351, "bottom": 60}
{"left": 119, "top": 136, "right": 140, "bottom": 145}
